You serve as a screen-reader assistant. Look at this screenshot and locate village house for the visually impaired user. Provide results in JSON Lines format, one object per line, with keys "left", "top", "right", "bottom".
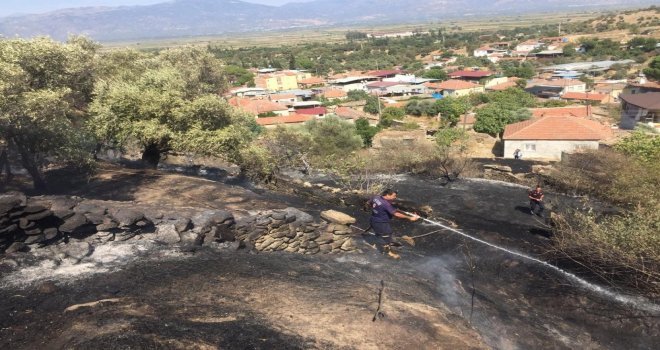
{"left": 530, "top": 106, "right": 592, "bottom": 118}
{"left": 619, "top": 92, "right": 660, "bottom": 130}
{"left": 298, "top": 77, "right": 326, "bottom": 88}
{"left": 255, "top": 114, "right": 314, "bottom": 128}
{"left": 426, "top": 79, "right": 484, "bottom": 97}
{"left": 318, "top": 88, "right": 348, "bottom": 101}
{"left": 329, "top": 76, "right": 379, "bottom": 92}
{"left": 366, "top": 69, "right": 401, "bottom": 79}
{"left": 525, "top": 79, "right": 586, "bottom": 98}
{"left": 624, "top": 80, "right": 660, "bottom": 94}
{"left": 268, "top": 93, "right": 298, "bottom": 106}
{"left": 594, "top": 82, "right": 625, "bottom": 103}
{"left": 447, "top": 70, "right": 495, "bottom": 82}
{"left": 228, "top": 97, "right": 290, "bottom": 117}
{"left": 515, "top": 40, "right": 543, "bottom": 53}
{"left": 254, "top": 72, "right": 299, "bottom": 91}
{"left": 296, "top": 107, "right": 327, "bottom": 118}
{"left": 560, "top": 92, "right": 610, "bottom": 104}
{"left": 503, "top": 114, "right": 612, "bottom": 160}
{"left": 332, "top": 106, "right": 378, "bottom": 125}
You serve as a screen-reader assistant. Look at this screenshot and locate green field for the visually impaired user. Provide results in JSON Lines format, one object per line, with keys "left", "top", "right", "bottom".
{"left": 100, "top": 11, "right": 602, "bottom": 50}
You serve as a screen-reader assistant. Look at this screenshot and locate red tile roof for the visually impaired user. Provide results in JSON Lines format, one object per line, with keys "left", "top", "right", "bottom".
{"left": 366, "top": 81, "right": 402, "bottom": 88}
{"left": 448, "top": 70, "right": 494, "bottom": 78}
{"left": 296, "top": 107, "right": 327, "bottom": 115}
{"left": 321, "top": 89, "right": 347, "bottom": 99}
{"left": 228, "top": 97, "right": 289, "bottom": 115}
{"left": 530, "top": 106, "right": 591, "bottom": 118}
{"left": 431, "top": 79, "right": 482, "bottom": 90}
{"left": 486, "top": 81, "right": 518, "bottom": 91}
{"left": 256, "top": 114, "right": 313, "bottom": 126}
{"left": 269, "top": 93, "right": 297, "bottom": 100}
{"left": 366, "top": 69, "right": 401, "bottom": 77}
{"left": 561, "top": 92, "right": 609, "bottom": 102}
{"left": 334, "top": 106, "right": 375, "bottom": 120}
{"left": 299, "top": 77, "right": 326, "bottom": 85}
{"left": 503, "top": 116, "right": 611, "bottom": 140}
{"left": 528, "top": 79, "right": 585, "bottom": 87}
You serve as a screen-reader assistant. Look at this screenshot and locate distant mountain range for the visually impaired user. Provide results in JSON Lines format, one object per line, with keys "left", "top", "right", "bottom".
{"left": 0, "top": 0, "right": 656, "bottom": 42}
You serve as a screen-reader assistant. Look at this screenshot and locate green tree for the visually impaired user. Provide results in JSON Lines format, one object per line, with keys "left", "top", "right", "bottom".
{"left": 643, "top": 56, "right": 660, "bottom": 81}
{"left": 473, "top": 104, "right": 531, "bottom": 135}
{"left": 432, "top": 97, "right": 470, "bottom": 126}
{"left": 89, "top": 48, "right": 256, "bottom": 169}
{"left": 364, "top": 95, "right": 384, "bottom": 115}
{"left": 0, "top": 36, "right": 98, "bottom": 191}
{"left": 422, "top": 67, "right": 448, "bottom": 80}
{"left": 379, "top": 107, "right": 405, "bottom": 127}
{"left": 304, "top": 116, "right": 363, "bottom": 156}
{"left": 614, "top": 131, "right": 660, "bottom": 163}
{"left": 224, "top": 65, "right": 255, "bottom": 87}
{"left": 355, "top": 118, "right": 380, "bottom": 147}
{"left": 347, "top": 89, "right": 369, "bottom": 101}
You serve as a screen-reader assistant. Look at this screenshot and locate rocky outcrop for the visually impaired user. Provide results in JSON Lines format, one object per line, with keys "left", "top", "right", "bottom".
{"left": 0, "top": 193, "right": 360, "bottom": 257}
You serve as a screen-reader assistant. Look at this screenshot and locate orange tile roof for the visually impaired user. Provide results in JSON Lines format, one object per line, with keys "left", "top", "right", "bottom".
{"left": 321, "top": 89, "right": 347, "bottom": 99}
{"left": 561, "top": 92, "right": 609, "bottom": 101}
{"left": 228, "top": 97, "right": 289, "bottom": 115}
{"left": 530, "top": 106, "right": 591, "bottom": 118}
{"left": 486, "top": 81, "right": 518, "bottom": 91}
{"left": 431, "top": 79, "right": 482, "bottom": 90}
{"left": 299, "top": 77, "right": 326, "bottom": 85}
{"left": 528, "top": 79, "right": 585, "bottom": 87}
{"left": 334, "top": 106, "right": 375, "bottom": 120}
{"left": 503, "top": 116, "right": 611, "bottom": 141}
{"left": 256, "top": 114, "right": 313, "bottom": 126}
{"left": 269, "top": 93, "right": 297, "bottom": 100}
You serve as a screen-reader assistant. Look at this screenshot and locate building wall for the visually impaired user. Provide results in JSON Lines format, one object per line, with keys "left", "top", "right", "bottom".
{"left": 504, "top": 140, "right": 599, "bottom": 160}
{"left": 444, "top": 86, "right": 485, "bottom": 97}
{"left": 619, "top": 103, "right": 646, "bottom": 129}
{"left": 333, "top": 82, "right": 367, "bottom": 92}
{"left": 484, "top": 77, "right": 509, "bottom": 88}
{"left": 258, "top": 75, "right": 299, "bottom": 91}
{"left": 561, "top": 84, "right": 586, "bottom": 94}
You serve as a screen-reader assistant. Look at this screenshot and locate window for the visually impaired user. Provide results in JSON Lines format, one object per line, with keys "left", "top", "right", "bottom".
{"left": 524, "top": 143, "right": 536, "bottom": 151}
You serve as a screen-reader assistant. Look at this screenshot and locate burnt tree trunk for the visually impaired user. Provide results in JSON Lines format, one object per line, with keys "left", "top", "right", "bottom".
{"left": 141, "top": 143, "right": 161, "bottom": 169}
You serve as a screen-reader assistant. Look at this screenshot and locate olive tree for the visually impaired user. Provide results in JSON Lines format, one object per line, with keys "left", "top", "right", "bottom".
{"left": 0, "top": 36, "right": 98, "bottom": 191}
{"left": 89, "top": 47, "right": 256, "bottom": 168}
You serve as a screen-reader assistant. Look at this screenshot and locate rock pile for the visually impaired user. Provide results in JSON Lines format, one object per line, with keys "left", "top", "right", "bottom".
{"left": 1, "top": 193, "right": 360, "bottom": 256}
{"left": 235, "top": 208, "right": 360, "bottom": 254}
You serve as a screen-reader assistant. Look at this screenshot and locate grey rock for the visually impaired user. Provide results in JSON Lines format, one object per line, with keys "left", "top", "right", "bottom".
{"left": 43, "top": 228, "right": 59, "bottom": 240}
{"left": 23, "top": 205, "right": 48, "bottom": 214}
{"left": 110, "top": 208, "right": 145, "bottom": 227}
{"left": 303, "top": 231, "right": 320, "bottom": 240}
{"left": 18, "top": 218, "right": 35, "bottom": 230}
{"left": 84, "top": 213, "right": 106, "bottom": 225}
{"left": 319, "top": 244, "right": 332, "bottom": 254}
{"left": 74, "top": 202, "right": 107, "bottom": 215}
{"left": 5, "top": 242, "right": 28, "bottom": 253}
{"left": 49, "top": 197, "right": 79, "bottom": 211}
{"left": 192, "top": 210, "right": 234, "bottom": 233}
{"left": 53, "top": 209, "right": 75, "bottom": 220}
{"left": 24, "top": 234, "right": 45, "bottom": 245}
{"left": 0, "top": 224, "right": 18, "bottom": 235}
{"left": 283, "top": 207, "right": 313, "bottom": 223}
{"left": 174, "top": 218, "right": 192, "bottom": 233}
{"left": 271, "top": 212, "right": 286, "bottom": 221}
{"left": 96, "top": 220, "right": 119, "bottom": 231}
{"left": 320, "top": 210, "right": 356, "bottom": 225}
{"left": 341, "top": 239, "right": 356, "bottom": 251}
{"left": 24, "top": 209, "right": 53, "bottom": 222}
{"left": 155, "top": 224, "right": 181, "bottom": 244}
{"left": 333, "top": 229, "right": 352, "bottom": 236}
{"left": 24, "top": 228, "right": 42, "bottom": 236}
{"left": 316, "top": 231, "right": 334, "bottom": 244}
{"left": 64, "top": 241, "right": 93, "bottom": 260}
{"left": 59, "top": 213, "right": 90, "bottom": 234}
{"left": 483, "top": 164, "right": 513, "bottom": 173}
{"left": 0, "top": 193, "right": 26, "bottom": 214}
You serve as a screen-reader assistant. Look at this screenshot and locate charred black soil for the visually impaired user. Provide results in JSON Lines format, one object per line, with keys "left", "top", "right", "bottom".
{"left": 1, "top": 167, "right": 658, "bottom": 350}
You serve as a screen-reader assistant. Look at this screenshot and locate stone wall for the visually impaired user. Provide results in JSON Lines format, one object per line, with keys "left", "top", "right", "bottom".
{"left": 235, "top": 209, "right": 359, "bottom": 255}
{"left": 0, "top": 193, "right": 360, "bottom": 256}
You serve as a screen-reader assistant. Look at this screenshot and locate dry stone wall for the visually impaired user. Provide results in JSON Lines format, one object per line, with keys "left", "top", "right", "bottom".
{"left": 0, "top": 193, "right": 360, "bottom": 256}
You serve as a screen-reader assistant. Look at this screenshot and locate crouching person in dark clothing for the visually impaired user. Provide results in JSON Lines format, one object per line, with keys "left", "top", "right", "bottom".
{"left": 369, "top": 189, "right": 420, "bottom": 259}
{"left": 528, "top": 185, "right": 545, "bottom": 217}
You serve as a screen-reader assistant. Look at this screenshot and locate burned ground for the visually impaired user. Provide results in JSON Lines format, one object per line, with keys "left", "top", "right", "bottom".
{"left": 0, "top": 165, "right": 658, "bottom": 349}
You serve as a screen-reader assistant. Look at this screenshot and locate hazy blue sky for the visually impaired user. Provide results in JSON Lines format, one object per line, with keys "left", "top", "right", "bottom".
{"left": 1, "top": 0, "right": 306, "bottom": 17}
